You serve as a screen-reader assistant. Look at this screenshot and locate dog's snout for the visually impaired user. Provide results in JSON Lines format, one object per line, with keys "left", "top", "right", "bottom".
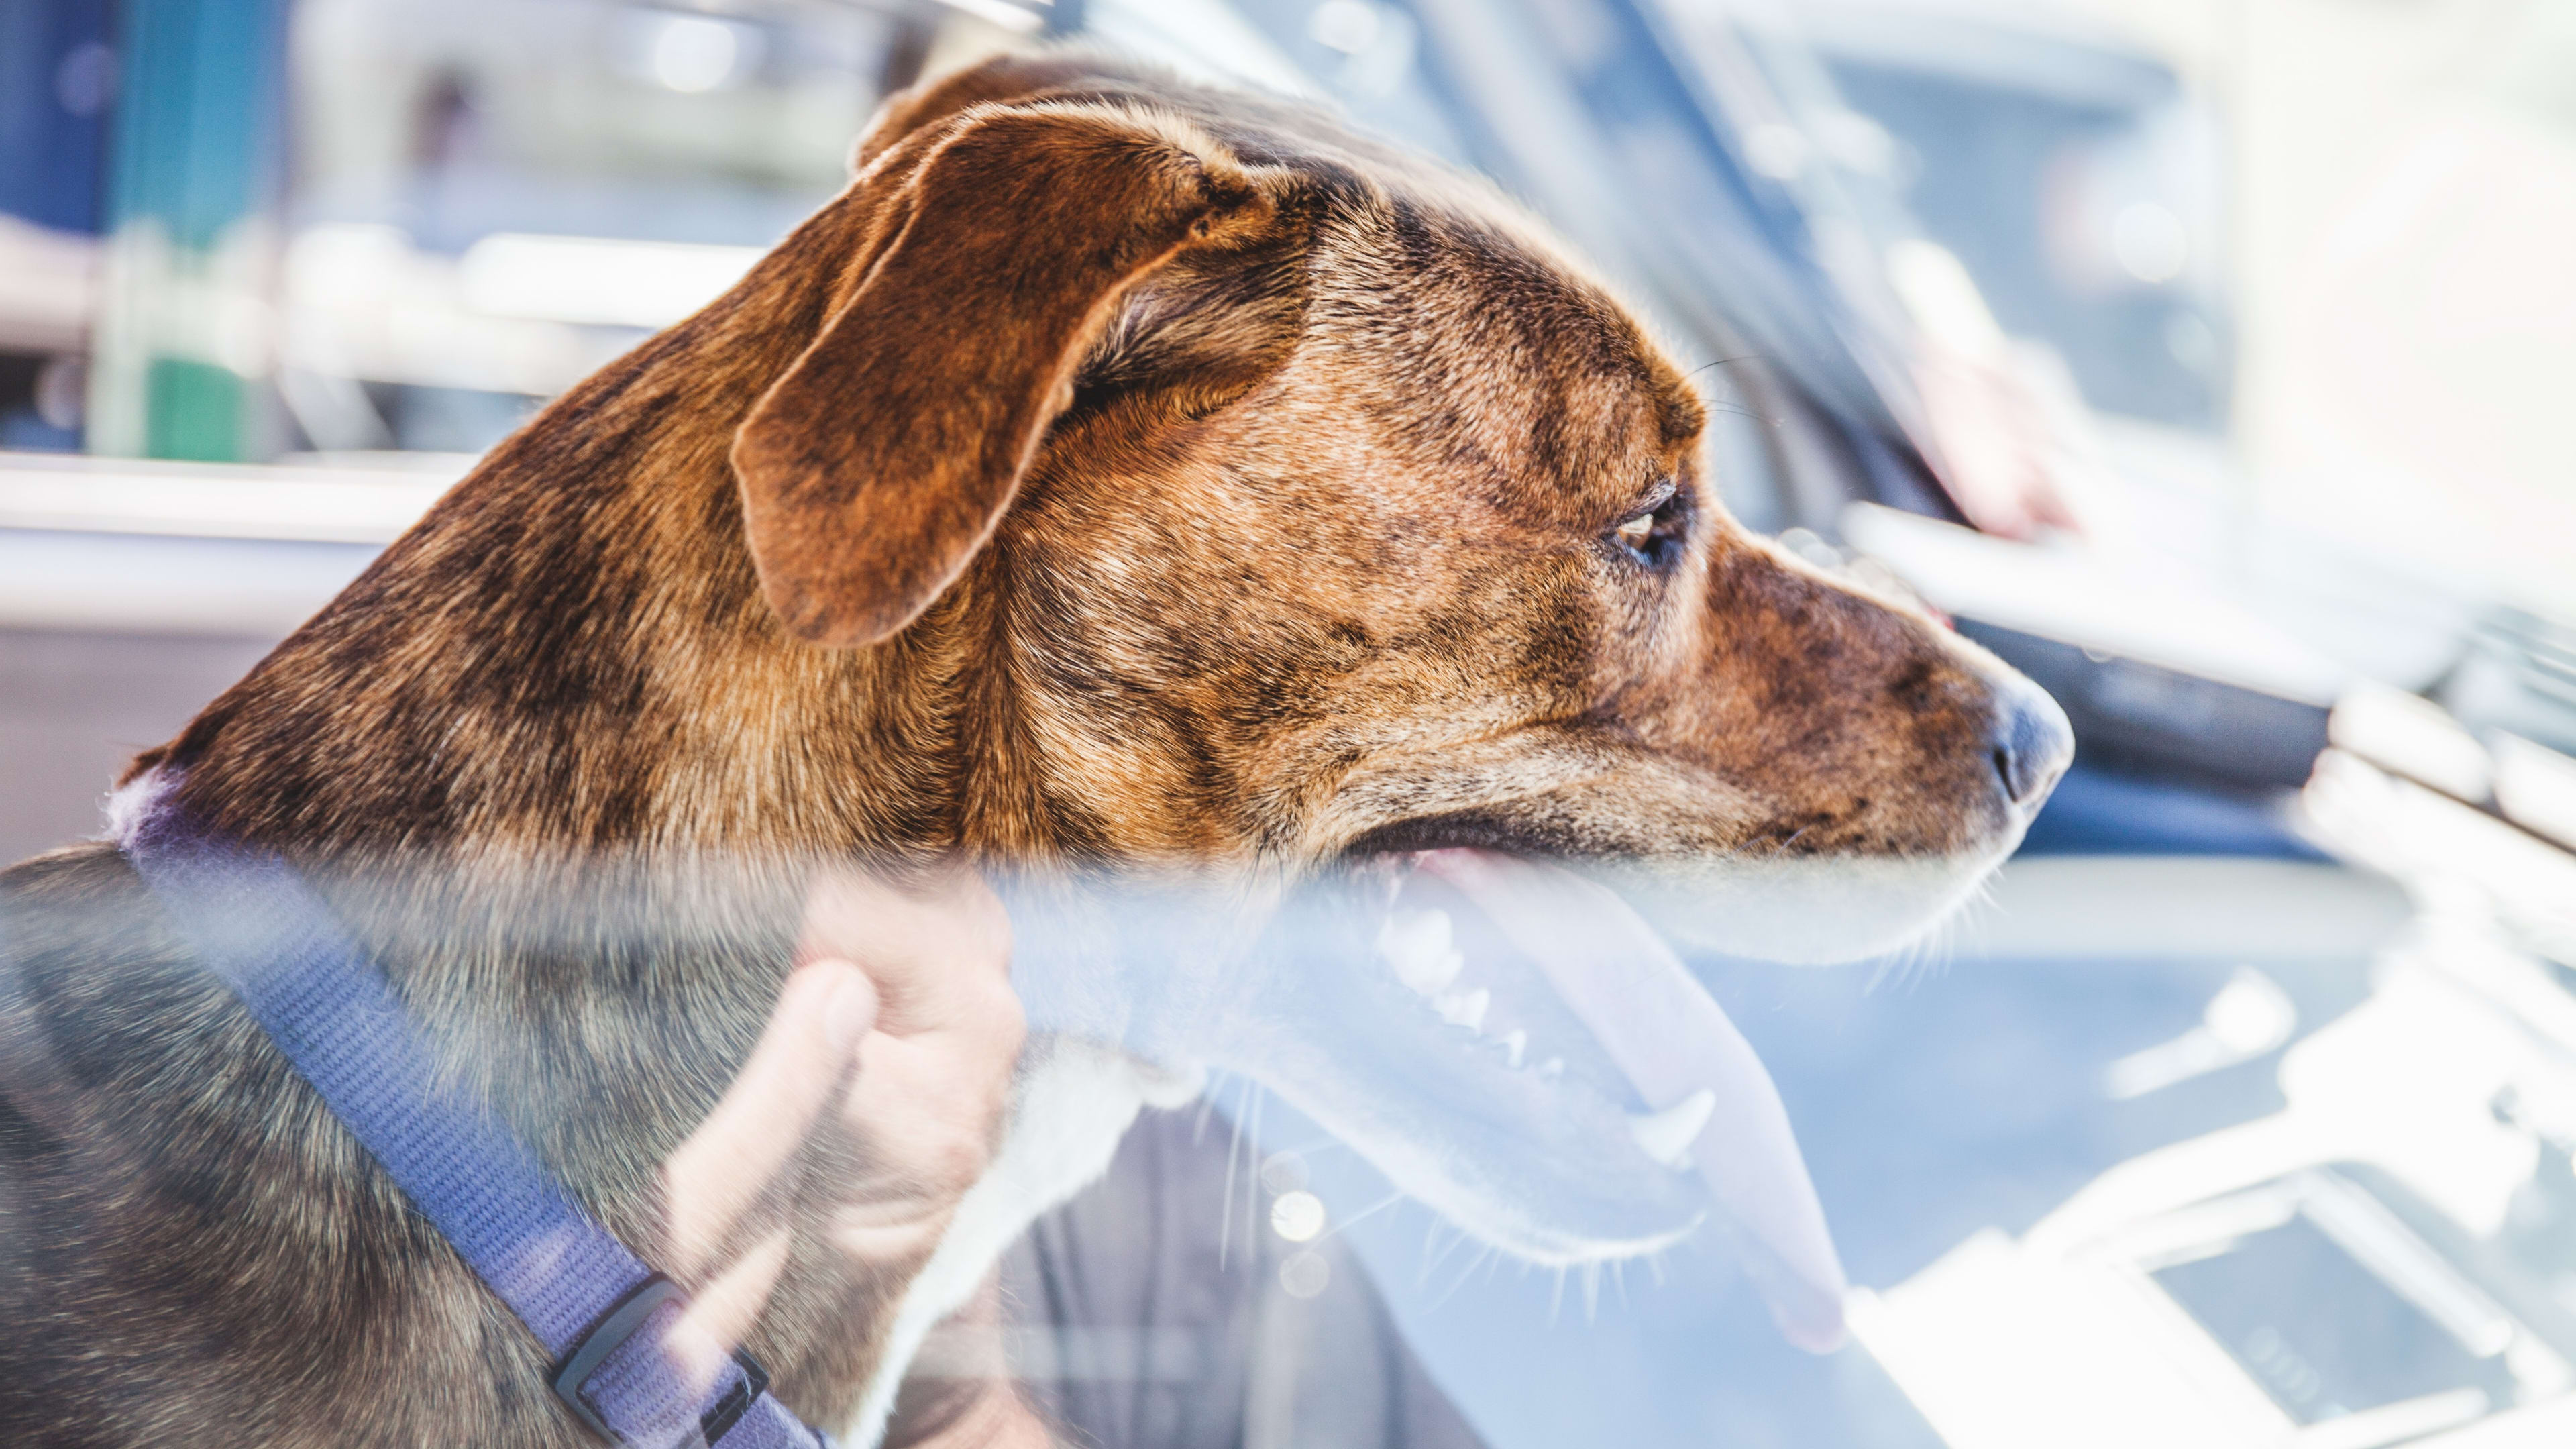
{"left": 1991, "top": 680, "right": 2074, "bottom": 808}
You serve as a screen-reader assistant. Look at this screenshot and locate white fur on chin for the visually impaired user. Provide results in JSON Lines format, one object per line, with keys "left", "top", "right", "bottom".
{"left": 838, "top": 1037, "right": 1203, "bottom": 1448}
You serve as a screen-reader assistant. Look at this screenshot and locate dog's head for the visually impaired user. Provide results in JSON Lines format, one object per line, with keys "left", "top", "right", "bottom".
{"left": 726, "top": 56, "right": 2069, "bottom": 1295}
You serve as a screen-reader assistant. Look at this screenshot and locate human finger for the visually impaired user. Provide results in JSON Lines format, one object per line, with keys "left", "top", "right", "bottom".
{"left": 666, "top": 1228, "right": 794, "bottom": 1385}
{"left": 798, "top": 865, "right": 1012, "bottom": 1039}
{"left": 661, "top": 959, "right": 876, "bottom": 1279}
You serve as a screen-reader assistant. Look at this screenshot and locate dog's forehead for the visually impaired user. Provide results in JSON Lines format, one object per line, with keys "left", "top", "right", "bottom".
{"left": 1302, "top": 184, "right": 1705, "bottom": 511}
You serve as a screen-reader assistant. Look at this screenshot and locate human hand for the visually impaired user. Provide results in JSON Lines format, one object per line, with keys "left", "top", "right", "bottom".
{"left": 649, "top": 865, "right": 1044, "bottom": 1444}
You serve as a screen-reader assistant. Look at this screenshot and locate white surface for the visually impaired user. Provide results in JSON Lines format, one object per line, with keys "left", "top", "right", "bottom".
{"left": 1851, "top": 1230, "right": 2296, "bottom": 1449}
{"left": 0, "top": 529, "right": 381, "bottom": 635}
{"left": 1842, "top": 502, "right": 2353, "bottom": 705}
{"left": 0, "top": 450, "right": 455, "bottom": 633}
{"left": 1959, "top": 855, "right": 2409, "bottom": 961}
{"left": 2029, "top": 959, "right": 2548, "bottom": 1248}
{"left": 2494, "top": 735, "right": 2576, "bottom": 853}
{"left": 2328, "top": 683, "right": 2493, "bottom": 802}
{"left": 280, "top": 223, "right": 640, "bottom": 395}
{"left": 458, "top": 233, "right": 763, "bottom": 330}
{"left": 0, "top": 450, "right": 454, "bottom": 544}
{"left": 0, "top": 217, "right": 99, "bottom": 354}
{"left": 2304, "top": 750, "right": 2576, "bottom": 967}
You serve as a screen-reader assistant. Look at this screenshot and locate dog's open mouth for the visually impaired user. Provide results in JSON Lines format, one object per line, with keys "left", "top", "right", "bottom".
{"left": 1340, "top": 848, "right": 1849, "bottom": 1350}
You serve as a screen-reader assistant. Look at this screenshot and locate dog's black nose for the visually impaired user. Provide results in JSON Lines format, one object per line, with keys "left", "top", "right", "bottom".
{"left": 1992, "top": 680, "right": 2074, "bottom": 808}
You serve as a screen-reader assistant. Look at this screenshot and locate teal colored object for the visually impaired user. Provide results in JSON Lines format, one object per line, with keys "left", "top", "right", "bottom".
{"left": 107, "top": 0, "right": 286, "bottom": 252}
{"left": 142, "top": 354, "right": 241, "bottom": 460}
{"left": 91, "top": 0, "right": 288, "bottom": 460}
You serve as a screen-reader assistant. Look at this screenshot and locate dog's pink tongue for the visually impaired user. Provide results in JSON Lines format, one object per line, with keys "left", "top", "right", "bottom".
{"left": 1417, "top": 848, "right": 1849, "bottom": 1352}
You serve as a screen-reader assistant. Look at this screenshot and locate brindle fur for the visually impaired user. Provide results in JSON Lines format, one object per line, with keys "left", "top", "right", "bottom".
{"left": 1, "top": 54, "right": 2028, "bottom": 1446}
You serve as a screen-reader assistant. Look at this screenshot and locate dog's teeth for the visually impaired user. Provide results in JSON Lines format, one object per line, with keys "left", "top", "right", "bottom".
{"left": 1537, "top": 1057, "right": 1565, "bottom": 1080}
{"left": 1378, "top": 909, "right": 1463, "bottom": 997}
{"left": 1627, "top": 1089, "right": 1717, "bottom": 1168}
{"left": 1435, "top": 987, "right": 1491, "bottom": 1034}
{"left": 1497, "top": 1029, "right": 1527, "bottom": 1069}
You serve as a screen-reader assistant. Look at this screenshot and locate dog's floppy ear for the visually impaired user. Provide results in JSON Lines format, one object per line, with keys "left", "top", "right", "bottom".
{"left": 732, "top": 103, "right": 1273, "bottom": 647}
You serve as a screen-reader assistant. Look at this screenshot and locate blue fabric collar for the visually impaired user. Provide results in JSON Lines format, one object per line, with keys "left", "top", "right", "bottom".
{"left": 125, "top": 804, "right": 833, "bottom": 1449}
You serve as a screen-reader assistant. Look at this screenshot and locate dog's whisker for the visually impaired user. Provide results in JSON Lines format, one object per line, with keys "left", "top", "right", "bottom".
{"left": 1216, "top": 1072, "right": 1250, "bottom": 1271}
{"left": 1884, "top": 873, "right": 1987, "bottom": 991}
{"left": 1418, "top": 1220, "right": 1466, "bottom": 1285}
{"left": 1243, "top": 1082, "right": 1269, "bottom": 1263}
{"left": 1868, "top": 908, "right": 1960, "bottom": 995}
{"left": 1429, "top": 1244, "right": 1497, "bottom": 1312}
{"left": 1682, "top": 352, "right": 1766, "bottom": 386}
{"left": 1315, "top": 1189, "right": 1407, "bottom": 1246}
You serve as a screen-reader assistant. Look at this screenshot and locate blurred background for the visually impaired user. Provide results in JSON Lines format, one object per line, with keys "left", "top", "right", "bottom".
{"left": 6, "top": 1, "right": 2576, "bottom": 1446}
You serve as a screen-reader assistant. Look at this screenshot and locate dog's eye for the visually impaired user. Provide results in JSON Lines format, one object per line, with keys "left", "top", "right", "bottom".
{"left": 1609, "top": 485, "right": 1690, "bottom": 568}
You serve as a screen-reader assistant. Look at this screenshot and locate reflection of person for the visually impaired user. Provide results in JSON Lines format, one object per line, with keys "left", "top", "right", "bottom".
{"left": 665, "top": 867, "right": 1489, "bottom": 1449}
{"left": 990, "top": 1110, "right": 1492, "bottom": 1449}
{"left": 659, "top": 867, "right": 1050, "bottom": 1447}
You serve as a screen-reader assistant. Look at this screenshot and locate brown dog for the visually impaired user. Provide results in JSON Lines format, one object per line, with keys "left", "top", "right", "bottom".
{"left": 0, "top": 52, "right": 2068, "bottom": 1447}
